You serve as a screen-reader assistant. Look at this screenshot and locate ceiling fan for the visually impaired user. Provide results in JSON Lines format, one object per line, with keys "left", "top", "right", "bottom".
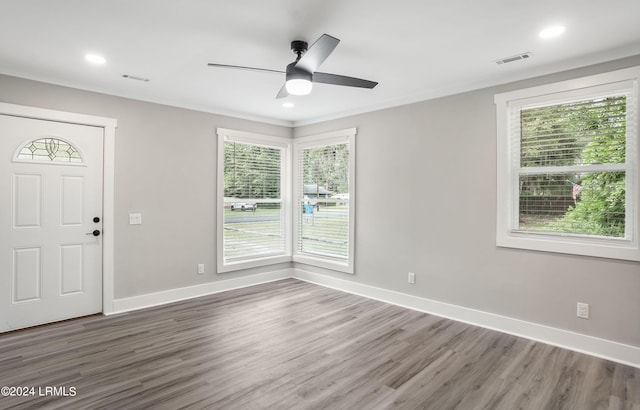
{"left": 208, "top": 34, "right": 378, "bottom": 98}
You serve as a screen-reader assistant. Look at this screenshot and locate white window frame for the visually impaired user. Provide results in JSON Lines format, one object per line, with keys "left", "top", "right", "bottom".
{"left": 293, "top": 128, "right": 356, "bottom": 273}
{"left": 495, "top": 66, "right": 640, "bottom": 261}
{"left": 216, "top": 128, "right": 292, "bottom": 272}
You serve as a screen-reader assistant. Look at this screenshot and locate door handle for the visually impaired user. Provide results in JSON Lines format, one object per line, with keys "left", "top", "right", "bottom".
{"left": 86, "top": 229, "right": 101, "bottom": 236}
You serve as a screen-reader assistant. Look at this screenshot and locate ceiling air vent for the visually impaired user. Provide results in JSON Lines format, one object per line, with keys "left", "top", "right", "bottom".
{"left": 495, "top": 52, "right": 532, "bottom": 65}
{"left": 122, "top": 74, "right": 150, "bottom": 82}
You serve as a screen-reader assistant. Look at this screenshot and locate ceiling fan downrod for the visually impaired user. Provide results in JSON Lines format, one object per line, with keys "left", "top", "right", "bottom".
{"left": 290, "top": 40, "right": 308, "bottom": 60}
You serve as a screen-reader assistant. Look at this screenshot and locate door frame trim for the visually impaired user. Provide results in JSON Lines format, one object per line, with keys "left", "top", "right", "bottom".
{"left": 0, "top": 102, "right": 117, "bottom": 315}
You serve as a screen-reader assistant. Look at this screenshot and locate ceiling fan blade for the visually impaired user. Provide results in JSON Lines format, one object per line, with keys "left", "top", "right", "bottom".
{"left": 276, "top": 84, "right": 289, "bottom": 99}
{"left": 295, "top": 34, "right": 340, "bottom": 73}
{"left": 207, "top": 63, "right": 285, "bottom": 75}
{"left": 313, "top": 72, "right": 378, "bottom": 89}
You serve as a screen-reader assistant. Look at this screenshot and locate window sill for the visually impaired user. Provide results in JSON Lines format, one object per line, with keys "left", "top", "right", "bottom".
{"left": 496, "top": 230, "right": 640, "bottom": 261}
{"left": 218, "top": 254, "right": 292, "bottom": 273}
{"left": 293, "top": 254, "right": 354, "bottom": 274}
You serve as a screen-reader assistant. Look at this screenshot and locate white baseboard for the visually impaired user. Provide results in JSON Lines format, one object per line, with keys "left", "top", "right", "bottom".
{"left": 294, "top": 268, "right": 640, "bottom": 369}
{"left": 108, "top": 266, "right": 639, "bottom": 369}
{"left": 110, "top": 269, "right": 293, "bottom": 314}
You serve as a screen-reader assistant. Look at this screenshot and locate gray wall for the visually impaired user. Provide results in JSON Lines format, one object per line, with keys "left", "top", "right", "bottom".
{"left": 1, "top": 54, "right": 639, "bottom": 348}
{"left": 294, "top": 55, "right": 640, "bottom": 348}
{"left": 0, "top": 75, "right": 292, "bottom": 298}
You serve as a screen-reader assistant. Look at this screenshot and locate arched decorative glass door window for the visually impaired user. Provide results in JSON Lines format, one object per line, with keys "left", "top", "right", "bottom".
{"left": 15, "top": 137, "right": 84, "bottom": 164}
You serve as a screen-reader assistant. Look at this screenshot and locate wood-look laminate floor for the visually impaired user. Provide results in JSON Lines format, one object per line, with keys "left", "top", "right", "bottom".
{"left": 0, "top": 279, "right": 638, "bottom": 409}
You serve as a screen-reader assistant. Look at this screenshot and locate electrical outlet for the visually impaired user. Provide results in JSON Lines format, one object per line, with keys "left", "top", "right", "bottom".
{"left": 577, "top": 302, "right": 589, "bottom": 319}
{"left": 197, "top": 264, "right": 205, "bottom": 275}
{"left": 408, "top": 272, "right": 416, "bottom": 284}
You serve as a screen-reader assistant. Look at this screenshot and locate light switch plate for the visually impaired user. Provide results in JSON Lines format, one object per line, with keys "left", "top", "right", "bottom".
{"left": 129, "top": 213, "right": 142, "bottom": 225}
{"left": 577, "top": 302, "right": 589, "bottom": 319}
{"left": 408, "top": 272, "right": 416, "bottom": 284}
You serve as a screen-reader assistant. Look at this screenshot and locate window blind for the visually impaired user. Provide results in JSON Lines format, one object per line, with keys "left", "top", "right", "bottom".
{"left": 223, "top": 141, "right": 285, "bottom": 261}
{"left": 296, "top": 142, "right": 350, "bottom": 259}
{"left": 513, "top": 94, "right": 631, "bottom": 238}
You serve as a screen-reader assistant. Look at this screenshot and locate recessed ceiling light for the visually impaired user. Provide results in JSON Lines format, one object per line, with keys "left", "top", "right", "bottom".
{"left": 539, "top": 25, "right": 566, "bottom": 39}
{"left": 282, "top": 102, "right": 294, "bottom": 108}
{"left": 85, "top": 53, "right": 106, "bottom": 65}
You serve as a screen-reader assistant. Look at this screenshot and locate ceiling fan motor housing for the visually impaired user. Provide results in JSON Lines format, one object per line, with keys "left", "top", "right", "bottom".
{"left": 290, "top": 40, "right": 308, "bottom": 57}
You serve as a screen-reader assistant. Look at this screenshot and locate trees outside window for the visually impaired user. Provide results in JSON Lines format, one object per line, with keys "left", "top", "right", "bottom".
{"left": 518, "top": 95, "right": 627, "bottom": 237}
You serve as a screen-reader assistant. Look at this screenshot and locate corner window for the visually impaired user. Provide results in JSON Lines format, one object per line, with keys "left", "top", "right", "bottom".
{"left": 217, "top": 129, "right": 291, "bottom": 272}
{"left": 293, "top": 129, "right": 356, "bottom": 273}
{"left": 495, "top": 67, "right": 640, "bottom": 261}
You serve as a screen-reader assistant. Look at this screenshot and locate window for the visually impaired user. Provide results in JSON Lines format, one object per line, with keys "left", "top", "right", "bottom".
{"left": 15, "top": 137, "right": 83, "bottom": 164}
{"left": 216, "top": 127, "right": 356, "bottom": 273}
{"left": 217, "top": 129, "right": 291, "bottom": 272}
{"left": 495, "top": 66, "right": 640, "bottom": 261}
{"left": 293, "top": 129, "right": 356, "bottom": 273}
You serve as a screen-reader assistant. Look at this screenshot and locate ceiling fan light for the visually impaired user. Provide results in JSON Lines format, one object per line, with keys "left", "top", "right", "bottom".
{"left": 286, "top": 79, "right": 313, "bottom": 95}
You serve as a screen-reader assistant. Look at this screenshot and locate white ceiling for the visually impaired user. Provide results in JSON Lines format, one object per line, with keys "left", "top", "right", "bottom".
{"left": 1, "top": 0, "right": 640, "bottom": 126}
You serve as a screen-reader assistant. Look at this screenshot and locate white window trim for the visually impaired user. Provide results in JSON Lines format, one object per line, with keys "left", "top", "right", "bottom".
{"left": 495, "top": 66, "right": 640, "bottom": 261}
{"left": 216, "top": 128, "right": 292, "bottom": 273}
{"left": 293, "top": 128, "right": 356, "bottom": 274}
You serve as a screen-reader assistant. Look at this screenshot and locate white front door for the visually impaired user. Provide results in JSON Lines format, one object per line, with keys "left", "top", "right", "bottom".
{"left": 0, "top": 114, "right": 103, "bottom": 332}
